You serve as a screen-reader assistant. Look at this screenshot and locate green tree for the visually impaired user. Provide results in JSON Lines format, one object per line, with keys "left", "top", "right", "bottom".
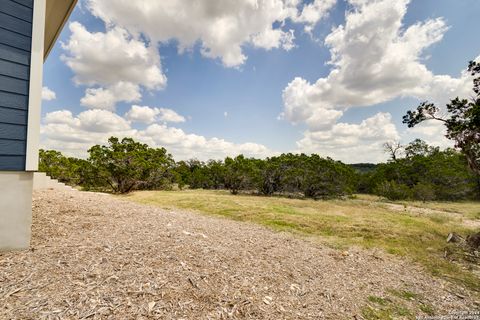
{"left": 88, "top": 137, "right": 175, "bottom": 194}
{"left": 403, "top": 60, "right": 480, "bottom": 175}
{"left": 276, "top": 154, "right": 356, "bottom": 199}
{"left": 39, "top": 149, "right": 69, "bottom": 180}
{"left": 173, "top": 160, "right": 190, "bottom": 189}
{"left": 370, "top": 140, "right": 478, "bottom": 200}
{"left": 224, "top": 155, "right": 256, "bottom": 194}
{"left": 185, "top": 159, "right": 208, "bottom": 189}
{"left": 300, "top": 155, "right": 356, "bottom": 199}
{"left": 205, "top": 160, "right": 226, "bottom": 189}
{"left": 257, "top": 156, "right": 283, "bottom": 196}
{"left": 404, "top": 139, "right": 439, "bottom": 158}
{"left": 39, "top": 149, "right": 86, "bottom": 186}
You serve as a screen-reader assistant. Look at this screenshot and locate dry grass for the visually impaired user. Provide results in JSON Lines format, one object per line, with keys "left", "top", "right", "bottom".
{"left": 124, "top": 190, "right": 480, "bottom": 293}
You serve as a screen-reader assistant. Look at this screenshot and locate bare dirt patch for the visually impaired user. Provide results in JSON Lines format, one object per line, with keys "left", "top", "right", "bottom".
{"left": 0, "top": 190, "right": 477, "bottom": 319}
{"left": 381, "top": 202, "right": 480, "bottom": 229}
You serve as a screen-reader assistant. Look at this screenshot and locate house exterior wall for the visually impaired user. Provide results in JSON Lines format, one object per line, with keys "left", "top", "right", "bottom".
{"left": 0, "top": 0, "right": 34, "bottom": 171}
{"left": 0, "top": 0, "right": 45, "bottom": 250}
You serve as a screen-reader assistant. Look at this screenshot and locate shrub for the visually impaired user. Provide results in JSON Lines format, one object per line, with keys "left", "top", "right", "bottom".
{"left": 375, "top": 181, "right": 412, "bottom": 200}
{"left": 412, "top": 182, "right": 436, "bottom": 202}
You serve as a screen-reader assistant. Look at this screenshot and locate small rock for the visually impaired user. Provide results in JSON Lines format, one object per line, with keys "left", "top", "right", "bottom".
{"left": 446, "top": 232, "right": 463, "bottom": 243}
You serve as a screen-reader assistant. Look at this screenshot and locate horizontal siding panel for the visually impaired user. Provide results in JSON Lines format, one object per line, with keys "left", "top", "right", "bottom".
{"left": 11, "top": 0, "right": 33, "bottom": 9}
{"left": 0, "top": 11, "right": 32, "bottom": 36}
{"left": 0, "top": 74, "right": 29, "bottom": 95}
{"left": 0, "top": 155, "right": 24, "bottom": 170}
{"left": 0, "top": 43, "right": 30, "bottom": 65}
{"left": 0, "top": 138, "right": 26, "bottom": 155}
{"left": 0, "top": 27, "right": 31, "bottom": 51}
{"left": 0, "top": 1, "right": 33, "bottom": 22}
{"left": 0, "top": 59, "right": 29, "bottom": 80}
{"left": 0, "top": 106, "right": 27, "bottom": 125}
{"left": 0, "top": 123, "right": 26, "bottom": 140}
{"left": 0, "top": 91, "right": 28, "bottom": 110}
{"left": 0, "top": 0, "right": 33, "bottom": 23}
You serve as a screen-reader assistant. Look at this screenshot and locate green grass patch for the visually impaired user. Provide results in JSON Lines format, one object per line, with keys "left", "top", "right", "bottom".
{"left": 367, "top": 296, "right": 389, "bottom": 306}
{"left": 419, "top": 303, "right": 435, "bottom": 316}
{"left": 388, "top": 289, "right": 419, "bottom": 301}
{"left": 361, "top": 302, "right": 413, "bottom": 320}
{"left": 364, "top": 291, "right": 435, "bottom": 319}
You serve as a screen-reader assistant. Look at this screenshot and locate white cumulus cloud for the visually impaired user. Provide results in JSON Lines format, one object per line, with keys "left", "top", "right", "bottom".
{"left": 42, "top": 86, "right": 56, "bottom": 101}
{"left": 125, "top": 105, "right": 186, "bottom": 124}
{"left": 87, "top": 0, "right": 336, "bottom": 67}
{"left": 62, "top": 22, "right": 166, "bottom": 110}
{"left": 292, "top": 0, "right": 337, "bottom": 33}
{"left": 138, "top": 124, "right": 273, "bottom": 160}
{"left": 282, "top": 0, "right": 477, "bottom": 162}
{"left": 41, "top": 109, "right": 274, "bottom": 160}
{"left": 296, "top": 112, "right": 399, "bottom": 163}
{"left": 80, "top": 82, "right": 141, "bottom": 111}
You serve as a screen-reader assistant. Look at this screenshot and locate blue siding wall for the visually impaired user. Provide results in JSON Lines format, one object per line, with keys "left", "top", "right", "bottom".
{"left": 0, "top": 0, "right": 33, "bottom": 170}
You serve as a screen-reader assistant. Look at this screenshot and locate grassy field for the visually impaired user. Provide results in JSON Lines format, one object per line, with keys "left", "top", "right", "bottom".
{"left": 123, "top": 190, "right": 480, "bottom": 293}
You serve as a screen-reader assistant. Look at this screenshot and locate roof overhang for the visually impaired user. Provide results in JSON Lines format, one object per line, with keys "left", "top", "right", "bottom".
{"left": 44, "top": 0, "right": 78, "bottom": 59}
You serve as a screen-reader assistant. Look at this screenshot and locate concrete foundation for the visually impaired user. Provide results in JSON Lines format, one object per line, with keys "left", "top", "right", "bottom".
{"left": 33, "top": 172, "right": 76, "bottom": 191}
{"left": 0, "top": 172, "right": 33, "bottom": 251}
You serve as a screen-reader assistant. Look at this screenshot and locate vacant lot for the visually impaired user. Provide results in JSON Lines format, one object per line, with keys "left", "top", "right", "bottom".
{"left": 126, "top": 190, "right": 480, "bottom": 293}
{"left": 1, "top": 190, "right": 478, "bottom": 319}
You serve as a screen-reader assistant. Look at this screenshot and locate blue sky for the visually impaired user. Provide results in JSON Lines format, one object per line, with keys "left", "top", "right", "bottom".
{"left": 40, "top": 0, "right": 480, "bottom": 163}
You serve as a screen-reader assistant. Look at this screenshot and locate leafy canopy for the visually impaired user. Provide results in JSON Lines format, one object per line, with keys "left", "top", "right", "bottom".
{"left": 88, "top": 137, "right": 175, "bottom": 194}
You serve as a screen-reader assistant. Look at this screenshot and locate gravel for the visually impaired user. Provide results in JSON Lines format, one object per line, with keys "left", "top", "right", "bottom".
{"left": 0, "top": 189, "right": 477, "bottom": 319}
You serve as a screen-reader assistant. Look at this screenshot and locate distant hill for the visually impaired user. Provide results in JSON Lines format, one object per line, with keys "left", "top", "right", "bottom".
{"left": 349, "top": 163, "right": 378, "bottom": 173}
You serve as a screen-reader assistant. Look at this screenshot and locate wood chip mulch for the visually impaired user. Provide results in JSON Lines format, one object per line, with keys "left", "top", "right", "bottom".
{"left": 0, "top": 190, "right": 477, "bottom": 319}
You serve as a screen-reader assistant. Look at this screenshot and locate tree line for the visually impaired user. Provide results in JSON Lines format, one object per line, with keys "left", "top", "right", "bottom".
{"left": 38, "top": 137, "right": 479, "bottom": 201}
{"left": 39, "top": 138, "right": 356, "bottom": 199}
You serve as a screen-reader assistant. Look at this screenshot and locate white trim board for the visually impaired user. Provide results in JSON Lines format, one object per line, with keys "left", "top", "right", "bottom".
{"left": 25, "top": 0, "right": 46, "bottom": 171}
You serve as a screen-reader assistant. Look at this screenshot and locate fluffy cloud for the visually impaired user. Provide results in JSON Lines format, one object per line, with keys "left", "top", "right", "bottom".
{"left": 87, "top": 0, "right": 336, "bottom": 67}
{"left": 125, "top": 105, "right": 186, "bottom": 124}
{"left": 80, "top": 82, "right": 141, "bottom": 110}
{"left": 282, "top": 0, "right": 476, "bottom": 162}
{"left": 157, "top": 108, "right": 186, "bottom": 123}
{"left": 42, "top": 87, "right": 56, "bottom": 101}
{"left": 44, "top": 110, "right": 76, "bottom": 125}
{"left": 62, "top": 22, "right": 166, "bottom": 109}
{"left": 41, "top": 109, "right": 137, "bottom": 154}
{"left": 138, "top": 124, "right": 273, "bottom": 160}
{"left": 77, "top": 109, "right": 131, "bottom": 133}
{"left": 43, "top": 109, "right": 131, "bottom": 134}
{"left": 292, "top": 0, "right": 337, "bottom": 33}
{"left": 41, "top": 109, "right": 273, "bottom": 160}
{"left": 296, "top": 112, "right": 399, "bottom": 162}
{"left": 403, "top": 121, "right": 452, "bottom": 150}
{"left": 124, "top": 105, "right": 159, "bottom": 124}
{"left": 62, "top": 22, "right": 165, "bottom": 89}
{"left": 282, "top": 0, "right": 453, "bottom": 127}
